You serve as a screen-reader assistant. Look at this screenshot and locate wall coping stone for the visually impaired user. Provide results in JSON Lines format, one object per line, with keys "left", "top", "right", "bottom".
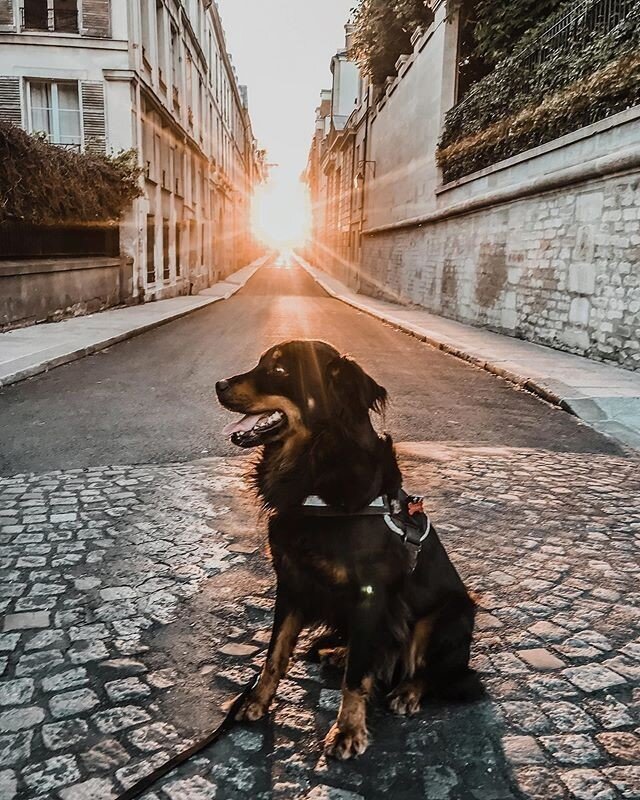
{"left": 0, "top": 258, "right": 120, "bottom": 279}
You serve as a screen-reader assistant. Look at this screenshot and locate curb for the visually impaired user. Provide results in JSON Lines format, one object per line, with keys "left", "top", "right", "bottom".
{"left": 293, "top": 254, "right": 563, "bottom": 407}
{"left": 294, "top": 255, "right": 640, "bottom": 451}
{"left": 0, "top": 255, "right": 269, "bottom": 389}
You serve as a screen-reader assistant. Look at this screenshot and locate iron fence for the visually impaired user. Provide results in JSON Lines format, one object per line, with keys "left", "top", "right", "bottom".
{"left": 520, "top": 0, "right": 636, "bottom": 70}
{"left": 454, "top": 0, "right": 636, "bottom": 111}
{"left": 0, "top": 221, "right": 119, "bottom": 260}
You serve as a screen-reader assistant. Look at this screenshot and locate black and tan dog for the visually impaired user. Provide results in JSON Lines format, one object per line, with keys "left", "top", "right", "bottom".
{"left": 216, "top": 340, "right": 482, "bottom": 759}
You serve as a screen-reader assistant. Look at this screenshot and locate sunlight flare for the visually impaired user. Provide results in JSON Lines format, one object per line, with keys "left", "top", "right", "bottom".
{"left": 252, "top": 173, "right": 311, "bottom": 248}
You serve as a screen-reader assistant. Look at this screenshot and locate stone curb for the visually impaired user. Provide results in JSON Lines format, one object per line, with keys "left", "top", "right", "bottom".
{"left": 0, "top": 255, "right": 269, "bottom": 389}
{"left": 294, "top": 255, "right": 640, "bottom": 451}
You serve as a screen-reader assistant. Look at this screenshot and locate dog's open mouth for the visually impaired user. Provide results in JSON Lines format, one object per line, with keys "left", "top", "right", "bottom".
{"left": 222, "top": 410, "right": 287, "bottom": 448}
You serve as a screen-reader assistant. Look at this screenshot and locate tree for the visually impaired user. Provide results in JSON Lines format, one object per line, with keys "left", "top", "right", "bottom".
{"left": 350, "top": 0, "right": 434, "bottom": 86}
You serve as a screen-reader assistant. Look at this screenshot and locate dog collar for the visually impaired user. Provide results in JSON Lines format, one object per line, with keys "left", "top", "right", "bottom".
{"left": 302, "top": 494, "right": 389, "bottom": 514}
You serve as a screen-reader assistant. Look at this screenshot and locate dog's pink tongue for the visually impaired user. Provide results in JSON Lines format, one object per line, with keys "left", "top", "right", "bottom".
{"left": 222, "top": 414, "right": 264, "bottom": 437}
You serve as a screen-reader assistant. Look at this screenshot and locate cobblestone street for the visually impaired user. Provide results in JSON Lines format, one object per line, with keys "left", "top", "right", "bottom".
{"left": 1, "top": 443, "right": 638, "bottom": 800}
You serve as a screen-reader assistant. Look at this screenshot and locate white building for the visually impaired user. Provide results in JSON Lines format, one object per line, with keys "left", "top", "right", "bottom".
{"left": 0, "top": 0, "right": 263, "bottom": 300}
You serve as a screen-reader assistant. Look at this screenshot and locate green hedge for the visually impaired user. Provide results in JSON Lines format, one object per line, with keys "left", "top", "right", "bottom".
{"left": 0, "top": 122, "right": 142, "bottom": 225}
{"left": 438, "top": 3, "right": 640, "bottom": 182}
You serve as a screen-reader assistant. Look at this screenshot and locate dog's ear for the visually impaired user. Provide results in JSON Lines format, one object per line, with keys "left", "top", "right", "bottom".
{"left": 326, "top": 355, "right": 387, "bottom": 417}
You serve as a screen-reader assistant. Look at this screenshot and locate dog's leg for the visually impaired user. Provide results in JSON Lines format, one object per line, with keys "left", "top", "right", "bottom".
{"left": 324, "top": 589, "right": 381, "bottom": 759}
{"left": 388, "top": 614, "right": 434, "bottom": 716}
{"left": 236, "top": 592, "right": 303, "bottom": 721}
{"left": 390, "top": 594, "right": 483, "bottom": 710}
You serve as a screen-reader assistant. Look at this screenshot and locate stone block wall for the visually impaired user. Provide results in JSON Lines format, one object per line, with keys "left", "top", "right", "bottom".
{"left": 360, "top": 170, "right": 640, "bottom": 370}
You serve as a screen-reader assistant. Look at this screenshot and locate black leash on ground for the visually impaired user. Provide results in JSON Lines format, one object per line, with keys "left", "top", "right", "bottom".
{"left": 116, "top": 673, "right": 259, "bottom": 800}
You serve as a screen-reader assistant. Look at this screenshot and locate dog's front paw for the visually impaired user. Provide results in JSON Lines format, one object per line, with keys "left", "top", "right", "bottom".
{"left": 388, "top": 683, "right": 422, "bottom": 717}
{"left": 323, "top": 722, "right": 369, "bottom": 759}
{"left": 235, "top": 696, "right": 269, "bottom": 722}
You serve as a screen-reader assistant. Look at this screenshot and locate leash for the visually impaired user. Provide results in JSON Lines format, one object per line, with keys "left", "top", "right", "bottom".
{"left": 116, "top": 673, "right": 259, "bottom": 800}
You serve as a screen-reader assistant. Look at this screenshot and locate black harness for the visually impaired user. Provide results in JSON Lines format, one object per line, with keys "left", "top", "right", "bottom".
{"left": 301, "top": 488, "right": 431, "bottom": 571}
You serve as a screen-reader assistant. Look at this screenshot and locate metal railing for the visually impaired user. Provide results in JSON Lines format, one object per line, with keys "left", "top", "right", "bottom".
{"left": 519, "top": 0, "right": 636, "bottom": 70}
{"left": 454, "top": 0, "right": 635, "bottom": 112}
{"left": 0, "top": 221, "right": 118, "bottom": 260}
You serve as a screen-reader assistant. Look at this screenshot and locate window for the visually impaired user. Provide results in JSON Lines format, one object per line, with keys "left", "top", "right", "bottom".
{"left": 54, "top": 0, "right": 78, "bottom": 32}
{"left": 23, "top": 0, "right": 78, "bottom": 32}
{"left": 170, "top": 25, "right": 180, "bottom": 97}
{"left": 156, "top": 1, "right": 167, "bottom": 85}
{"left": 23, "top": 0, "right": 47, "bottom": 30}
{"left": 146, "top": 215, "right": 156, "bottom": 284}
{"left": 141, "top": 0, "right": 151, "bottom": 60}
{"left": 176, "top": 223, "right": 182, "bottom": 276}
{"left": 162, "top": 219, "right": 170, "bottom": 280}
{"left": 29, "top": 81, "right": 81, "bottom": 148}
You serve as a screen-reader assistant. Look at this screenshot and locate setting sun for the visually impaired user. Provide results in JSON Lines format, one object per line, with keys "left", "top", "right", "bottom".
{"left": 251, "top": 173, "right": 311, "bottom": 248}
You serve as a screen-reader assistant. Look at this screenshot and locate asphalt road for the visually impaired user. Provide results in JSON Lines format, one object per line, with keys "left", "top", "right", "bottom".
{"left": 0, "top": 255, "right": 620, "bottom": 474}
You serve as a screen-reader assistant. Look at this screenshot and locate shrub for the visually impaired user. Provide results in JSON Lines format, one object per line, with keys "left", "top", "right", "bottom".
{"left": 0, "top": 122, "right": 142, "bottom": 225}
{"left": 438, "top": 2, "right": 640, "bottom": 181}
{"left": 472, "top": 0, "right": 566, "bottom": 66}
{"left": 439, "top": 52, "right": 640, "bottom": 182}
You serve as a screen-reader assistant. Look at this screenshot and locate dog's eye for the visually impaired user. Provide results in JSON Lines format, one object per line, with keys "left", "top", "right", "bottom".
{"left": 272, "top": 365, "right": 288, "bottom": 376}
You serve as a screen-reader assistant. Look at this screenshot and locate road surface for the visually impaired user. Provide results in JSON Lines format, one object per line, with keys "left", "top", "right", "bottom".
{"left": 0, "top": 255, "right": 619, "bottom": 475}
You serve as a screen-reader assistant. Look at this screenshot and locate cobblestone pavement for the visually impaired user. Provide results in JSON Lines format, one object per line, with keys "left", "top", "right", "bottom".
{"left": 0, "top": 444, "right": 639, "bottom": 800}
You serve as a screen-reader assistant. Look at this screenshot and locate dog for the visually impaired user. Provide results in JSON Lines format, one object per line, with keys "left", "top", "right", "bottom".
{"left": 216, "top": 339, "right": 482, "bottom": 759}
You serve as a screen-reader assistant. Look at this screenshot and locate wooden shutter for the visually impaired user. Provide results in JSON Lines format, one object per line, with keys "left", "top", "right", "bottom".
{"left": 81, "top": 0, "right": 110, "bottom": 38}
{"left": 0, "top": 0, "right": 15, "bottom": 28}
{"left": 0, "top": 77, "right": 22, "bottom": 126}
{"left": 81, "top": 81, "right": 106, "bottom": 153}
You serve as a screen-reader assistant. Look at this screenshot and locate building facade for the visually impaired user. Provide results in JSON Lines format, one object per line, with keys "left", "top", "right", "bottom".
{"left": 306, "top": 0, "right": 640, "bottom": 371}
{"left": 305, "top": 25, "right": 367, "bottom": 288}
{"left": 0, "top": 0, "right": 264, "bottom": 303}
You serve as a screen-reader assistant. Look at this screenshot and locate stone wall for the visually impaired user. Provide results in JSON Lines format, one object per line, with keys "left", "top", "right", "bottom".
{"left": 361, "top": 166, "right": 640, "bottom": 370}
{"left": 0, "top": 257, "right": 133, "bottom": 330}
{"left": 354, "top": 0, "right": 640, "bottom": 372}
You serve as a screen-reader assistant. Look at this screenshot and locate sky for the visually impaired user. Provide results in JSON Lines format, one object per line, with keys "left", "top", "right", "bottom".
{"left": 217, "top": 0, "right": 355, "bottom": 245}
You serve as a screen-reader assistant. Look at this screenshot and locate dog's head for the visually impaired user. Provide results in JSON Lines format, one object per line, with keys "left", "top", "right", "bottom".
{"left": 216, "top": 339, "right": 387, "bottom": 449}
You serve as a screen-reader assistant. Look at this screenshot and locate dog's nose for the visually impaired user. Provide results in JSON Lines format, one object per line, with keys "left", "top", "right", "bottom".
{"left": 216, "top": 379, "right": 230, "bottom": 395}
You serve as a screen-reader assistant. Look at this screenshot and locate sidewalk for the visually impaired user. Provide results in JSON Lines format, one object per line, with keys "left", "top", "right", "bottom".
{"left": 295, "top": 255, "right": 640, "bottom": 451}
{"left": 0, "top": 256, "right": 269, "bottom": 388}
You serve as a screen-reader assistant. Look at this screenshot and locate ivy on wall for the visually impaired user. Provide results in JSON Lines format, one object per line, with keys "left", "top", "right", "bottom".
{"left": 0, "top": 122, "right": 142, "bottom": 225}
{"left": 438, "top": 3, "right": 640, "bottom": 182}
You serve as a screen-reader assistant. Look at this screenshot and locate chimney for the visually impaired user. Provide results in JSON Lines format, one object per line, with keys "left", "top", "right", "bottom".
{"left": 345, "top": 23, "right": 355, "bottom": 51}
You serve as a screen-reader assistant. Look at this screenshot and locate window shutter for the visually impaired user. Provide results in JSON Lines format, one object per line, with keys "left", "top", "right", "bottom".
{"left": 0, "top": 77, "right": 22, "bottom": 125}
{"left": 0, "top": 0, "right": 15, "bottom": 29}
{"left": 81, "top": 81, "right": 106, "bottom": 153}
{"left": 81, "top": 0, "right": 110, "bottom": 38}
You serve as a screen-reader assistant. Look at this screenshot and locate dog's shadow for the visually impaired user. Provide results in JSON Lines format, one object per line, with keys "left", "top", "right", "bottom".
{"left": 171, "top": 654, "right": 523, "bottom": 800}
